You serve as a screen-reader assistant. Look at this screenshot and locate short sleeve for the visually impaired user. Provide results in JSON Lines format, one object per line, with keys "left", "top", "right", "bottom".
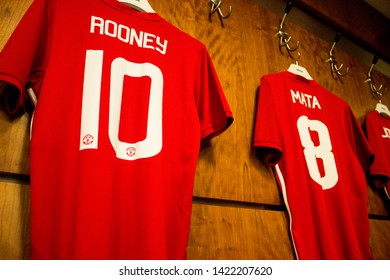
{"left": 194, "top": 47, "right": 233, "bottom": 143}
{"left": 0, "top": 0, "right": 48, "bottom": 118}
{"left": 253, "top": 76, "right": 283, "bottom": 165}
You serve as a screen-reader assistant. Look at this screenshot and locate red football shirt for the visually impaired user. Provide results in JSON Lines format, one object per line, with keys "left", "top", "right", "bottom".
{"left": 363, "top": 110, "right": 390, "bottom": 199}
{"left": 0, "top": 0, "right": 233, "bottom": 259}
{"left": 253, "top": 71, "right": 373, "bottom": 259}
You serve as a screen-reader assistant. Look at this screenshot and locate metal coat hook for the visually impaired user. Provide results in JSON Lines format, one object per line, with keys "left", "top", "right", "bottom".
{"left": 325, "top": 32, "right": 349, "bottom": 78}
{"left": 209, "top": 0, "right": 232, "bottom": 27}
{"left": 365, "top": 55, "right": 387, "bottom": 99}
{"left": 276, "top": 1, "right": 300, "bottom": 58}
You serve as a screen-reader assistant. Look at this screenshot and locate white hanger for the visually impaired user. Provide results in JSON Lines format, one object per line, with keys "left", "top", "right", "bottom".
{"left": 375, "top": 101, "right": 390, "bottom": 117}
{"left": 287, "top": 62, "right": 313, "bottom": 80}
{"left": 118, "top": 0, "right": 154, "bottom": 13}
{"left": 385, "top": 188, "right": 390, "bottom": 200}
{"left": 27, "top": 88, "right": 37, "bottom": 108}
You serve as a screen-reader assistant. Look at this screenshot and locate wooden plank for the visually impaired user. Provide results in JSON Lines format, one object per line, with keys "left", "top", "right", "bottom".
{"left": 0, "top": 109, "right": 30, "bottom": 175}
{"left": 369, "top": 219, "right": 390, "bottom": 260}
{"left": 0, "top": 0, "right": 32, "bottom": 50}
{"left": 188, "top": 204, "right": 390, "bottom": 259}
{"left": 187, "top": 203, "right": 294, "bottom": 259}
{"left": 0, "top": 182, "right": 30, "bottom": 260}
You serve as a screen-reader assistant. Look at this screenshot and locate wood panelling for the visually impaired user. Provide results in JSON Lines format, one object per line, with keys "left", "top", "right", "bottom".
{"left": 0, "top": 109, "right": 30, "bottom": 175}
{"left": 0, "top": 0, "right": 32, "bottom": 49}
{"left": 369, "top": 219, "right": 390, "bottom": 260}
{"left": 0, "top": 0, "right": 389, "bottom": 260}
{"left": 0, "top": 182, "right": 30, "bottom": 260}
{"left": 187, "top": 204, "right": 294, "bottom": 260}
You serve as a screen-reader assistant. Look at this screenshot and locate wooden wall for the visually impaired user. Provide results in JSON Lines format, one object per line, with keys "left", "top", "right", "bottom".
{"left": 0, "top": 0, "right": 389, "bottom": 260}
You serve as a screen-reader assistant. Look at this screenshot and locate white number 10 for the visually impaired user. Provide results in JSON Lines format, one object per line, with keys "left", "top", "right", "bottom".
{"left": 79, "top": 50, "right": 163, "bottom": 160}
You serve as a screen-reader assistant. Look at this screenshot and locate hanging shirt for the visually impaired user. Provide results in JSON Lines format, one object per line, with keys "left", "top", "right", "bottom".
{"left": 253, "top": 71, "right": 373, "bottom": 259}
{"left": 0, "top": 0, "right": 233, "bottom": 259}
{"left": 363, "top": 110, "right": 390, "bottom": 199}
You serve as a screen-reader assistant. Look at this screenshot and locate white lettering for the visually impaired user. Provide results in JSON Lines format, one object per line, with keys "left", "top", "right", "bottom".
{"left": 90, "top": 16, "right": 168, "bottom": 55}
{"left": 304, "top": 94, "right": 312, "bottom": 107}
{"left": 301, "top": 94, "right": 308, "bottom": 107}
{"left": 130, "top": 29, "right": 143, "bottom": 48}
{"left": 105, "top": 20, "right": 117, "bottom": 37}
{"left": 290, "top": 89, "right": 321, "bottom": 109}
{"left": 118, "top": 24, "right": 130, "bottom": 43}
{"left": 156, "top": 36, "right": 168, "bottom": 55}
{"left": 143, "top": 33, "right": 156, "bottom": 50}
{"left": 312, "top": 96, "right": 321, "bottom": 109}
{"left": 291, "top": 90, "right": 301, "bottom": 104}
{"left": 90, "top": 16, "right": 104, "bottom": 34}
{"left": 382, "top": 127, "right": 390, "bottom": 139}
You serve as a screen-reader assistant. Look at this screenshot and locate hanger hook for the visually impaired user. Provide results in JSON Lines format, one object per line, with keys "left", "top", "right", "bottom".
{"left": 325, "top": 32, "right": 349, "bottom": 78}
{"left": 294, "top": 51, "right": 301, "bottom": 64}
{"left": 209, "top": 0, "right": 232, "bottom": 26}
{"left": 364, "top": 55, "right": 387, "bottom": 99}
{"left": 276, "top": 1, "right": 300, "bottom": 58}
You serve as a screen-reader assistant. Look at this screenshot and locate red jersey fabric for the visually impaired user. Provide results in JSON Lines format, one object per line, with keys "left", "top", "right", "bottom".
{"left": 253, "top": 71, "right": 373, "bottom": 259}
{"left": 0, "top": 0, "right": 233, "bottom": 259}
{"left": 363, "top": 110, "right": 390, "bottom": 199}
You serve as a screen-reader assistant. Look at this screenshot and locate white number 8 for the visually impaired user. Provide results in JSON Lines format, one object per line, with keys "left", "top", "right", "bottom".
{"left": 297, "top": 115, "right": 338, "bottom": 190}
